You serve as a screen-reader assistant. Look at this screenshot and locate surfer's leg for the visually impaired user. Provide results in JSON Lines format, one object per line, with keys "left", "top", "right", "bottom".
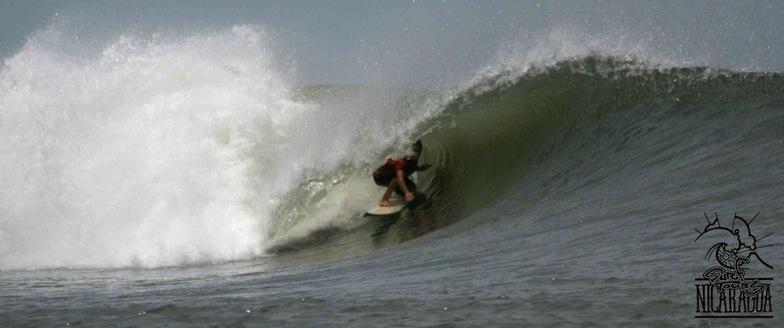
{"left": 380, "top": 179, "right": 398, "bottom": 206}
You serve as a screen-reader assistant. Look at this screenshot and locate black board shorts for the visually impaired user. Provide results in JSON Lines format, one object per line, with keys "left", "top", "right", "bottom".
{"left": 373, "top": 170, "right": 416, "bottom": 195}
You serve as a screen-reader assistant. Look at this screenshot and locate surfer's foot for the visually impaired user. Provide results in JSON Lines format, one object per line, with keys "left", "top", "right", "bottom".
{"left": 379, "top": 199, "right": 394, "bottom": 207}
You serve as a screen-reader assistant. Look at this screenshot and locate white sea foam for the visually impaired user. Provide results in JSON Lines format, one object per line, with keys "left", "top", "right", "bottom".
{"left": 0, "top": 25, "right": 319, "bottom": 269}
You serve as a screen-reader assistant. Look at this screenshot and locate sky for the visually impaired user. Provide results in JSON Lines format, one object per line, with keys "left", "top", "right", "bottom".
{"left": 1, "top": 0, "right": 783, "bottom": 86}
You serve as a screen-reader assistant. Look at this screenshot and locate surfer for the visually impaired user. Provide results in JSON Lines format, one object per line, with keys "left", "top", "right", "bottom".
{"left": 373, "top": 139, "right": 431, "bottom": 206}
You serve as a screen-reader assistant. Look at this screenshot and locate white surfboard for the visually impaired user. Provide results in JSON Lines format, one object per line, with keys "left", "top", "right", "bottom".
{"left": 365, "top": 201, "right": 405, "bottom": 216}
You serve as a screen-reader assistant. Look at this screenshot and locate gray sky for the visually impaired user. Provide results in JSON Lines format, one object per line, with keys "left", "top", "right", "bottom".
{"left": 2, "top": 0, "right": 782, "bottom": 85}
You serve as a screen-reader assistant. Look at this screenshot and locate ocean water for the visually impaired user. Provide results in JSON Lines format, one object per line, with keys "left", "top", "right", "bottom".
{"left": 2, "top": 19, "right": 783, "bottom": 327}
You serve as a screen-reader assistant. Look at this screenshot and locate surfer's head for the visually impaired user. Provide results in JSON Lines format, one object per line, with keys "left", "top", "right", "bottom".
{"left": 407, "top": 140, "right": 423, "bottom": 163}
{"left": 412, "top": 139, "right": 423, "bottom": 155}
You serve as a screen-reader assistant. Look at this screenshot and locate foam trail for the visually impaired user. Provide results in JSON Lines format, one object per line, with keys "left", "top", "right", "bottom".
{"left": 0, "top": 25, "right": 311, "bottom": 269}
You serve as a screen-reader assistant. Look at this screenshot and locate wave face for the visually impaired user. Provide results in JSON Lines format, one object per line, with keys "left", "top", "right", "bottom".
{"left": 424, "top": 57, "right": 784, "bottom": 218}
{"left": 2, "top": 23, "right": 783, "bottom": 270}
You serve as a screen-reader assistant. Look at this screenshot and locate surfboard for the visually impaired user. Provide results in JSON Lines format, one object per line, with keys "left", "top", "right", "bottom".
{"left": 365, "top": 201, "right": 405, "bottom": 216}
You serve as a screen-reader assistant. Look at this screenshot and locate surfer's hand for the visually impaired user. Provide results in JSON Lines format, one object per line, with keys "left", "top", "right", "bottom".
{"left": 405, "top": 192, "right": 414, "bottom": 202}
